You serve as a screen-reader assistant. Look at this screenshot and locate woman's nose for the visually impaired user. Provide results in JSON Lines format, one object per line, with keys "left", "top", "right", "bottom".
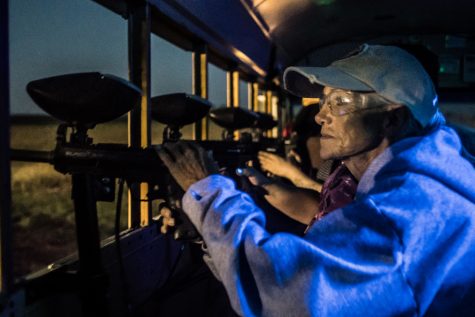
{"left": 315, "top": 107, "right": 329, "bottom": 125}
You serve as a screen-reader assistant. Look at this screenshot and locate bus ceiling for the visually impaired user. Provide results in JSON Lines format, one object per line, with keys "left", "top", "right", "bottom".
{"left": 92, "top": 0, "right": 475, "bottom": 84}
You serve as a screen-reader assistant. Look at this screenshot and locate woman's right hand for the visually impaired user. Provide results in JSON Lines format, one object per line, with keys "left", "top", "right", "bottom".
{"left": 258, "top": 151, "right": 300, "bottom": 179}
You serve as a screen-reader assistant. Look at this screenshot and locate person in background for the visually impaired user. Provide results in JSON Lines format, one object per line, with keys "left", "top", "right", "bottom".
{"left": 159, "top": 44, "right": 475, "bottom": 316}
{"left": 257, "top": 103, "right": 325, "bottom": 191}
{"left": 285, "top": 103, "right": 325, "bottom": 182}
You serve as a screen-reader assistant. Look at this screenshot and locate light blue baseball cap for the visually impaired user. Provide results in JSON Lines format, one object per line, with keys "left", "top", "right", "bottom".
{"left": 284, "top": 44, "right": 445, "bottom": 128}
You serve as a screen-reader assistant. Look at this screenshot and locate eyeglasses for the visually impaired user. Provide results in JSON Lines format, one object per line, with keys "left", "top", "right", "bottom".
{"left": 319, "top": 89, "right": 392, "bottom": 116}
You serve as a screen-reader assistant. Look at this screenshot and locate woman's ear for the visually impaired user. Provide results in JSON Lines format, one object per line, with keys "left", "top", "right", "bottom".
{"left": 383, "top": 106, "right": 411, "bottom": 139}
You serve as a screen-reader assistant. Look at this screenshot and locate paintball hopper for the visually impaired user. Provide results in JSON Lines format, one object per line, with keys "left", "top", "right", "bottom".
{"left": 26, "top": 72, "right": 142, "bottom": 126}
{"left": 151, "top": 93, "right": 212, "bottom": 127}
{"left": 209, "top": 107, "right": 276, "bottom": 131}
{"left": 255, "top": 111, "right": 278, "bottom": 130}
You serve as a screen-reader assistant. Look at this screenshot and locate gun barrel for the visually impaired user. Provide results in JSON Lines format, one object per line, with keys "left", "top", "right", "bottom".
{"left": 10, "top": 149, "right": 53, "bottom": 163}
{"left": 10, "top": 145, "right": 168, "bottom": 183}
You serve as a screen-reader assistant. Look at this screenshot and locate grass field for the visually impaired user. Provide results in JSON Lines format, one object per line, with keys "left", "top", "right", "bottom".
{"left": 11, "top": 119, "right": 123, "bottom": 277}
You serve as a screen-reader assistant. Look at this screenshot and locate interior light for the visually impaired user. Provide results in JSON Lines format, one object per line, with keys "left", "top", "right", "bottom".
{"left": 302, "top": 98, "right": 320, "bottom": 106}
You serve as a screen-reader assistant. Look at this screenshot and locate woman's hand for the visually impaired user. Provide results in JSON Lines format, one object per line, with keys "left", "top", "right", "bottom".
{"left": 258, "top": 151, "right": 322, "bottom": 193}
{"left": 258, "top": 151, "right": 301, "bottom": 179}
{"left": 237, "top": 167, "right": 318, "bottom": 225}
{"left": 158, "top": 204, "right": 175, "bottom": 234}
{"left": 158, "top": 141, "right": 219, "bottom": 192}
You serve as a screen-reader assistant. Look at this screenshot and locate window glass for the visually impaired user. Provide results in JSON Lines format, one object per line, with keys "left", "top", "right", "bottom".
{"left": 440, "top": 102, "right": 475, "bottom": 129}
{"left": 10, "top": 0, "right": 127, "bottom": 277}
{"left": 151, "top": 35, "right": 192, "bottom": 143}
{"left": 239, "top": 80, "right": 248, "bottom": 110}
{"left": 208, "top": 64, "right": 227, "bottom": 140}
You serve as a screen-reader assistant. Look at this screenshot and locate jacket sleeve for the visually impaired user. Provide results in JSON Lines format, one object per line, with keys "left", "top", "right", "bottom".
{"left": 182, "top": 175, "right": 417, "bottom": 317}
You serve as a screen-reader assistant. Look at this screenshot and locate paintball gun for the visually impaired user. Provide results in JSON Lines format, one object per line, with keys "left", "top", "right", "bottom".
{"left": 151, "top": 95, "right": 284, "bottom": 175}
{"left": 11, "top": 73, "right": 207, "bottom": 243}
{"left": 11, "top": 73, "right": 284, "bottom": 243}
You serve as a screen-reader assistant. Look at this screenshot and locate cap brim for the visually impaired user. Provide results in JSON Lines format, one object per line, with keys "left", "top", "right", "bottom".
{"left": 283, "top": 66, "right": 373, "bottom": 97}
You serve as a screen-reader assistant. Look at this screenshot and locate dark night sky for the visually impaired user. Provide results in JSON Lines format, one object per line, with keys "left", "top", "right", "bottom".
{"left": 9, "top": 0, "right": 246, "bottom": 114}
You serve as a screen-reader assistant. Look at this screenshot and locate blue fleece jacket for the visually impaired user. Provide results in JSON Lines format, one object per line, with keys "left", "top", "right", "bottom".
{"left": 182, "top": 126, "right": 475, "bottom": 317}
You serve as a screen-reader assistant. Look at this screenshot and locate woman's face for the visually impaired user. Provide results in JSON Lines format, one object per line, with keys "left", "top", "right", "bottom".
{"left": 315, "top": 87, "right": 386, "bottom": 161}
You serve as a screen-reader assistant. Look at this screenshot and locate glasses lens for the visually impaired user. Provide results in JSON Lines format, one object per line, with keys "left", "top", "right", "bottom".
{"left": 319, "top": 90, "right": 358, "bottom": 116}
{"left": 318, "top": 90, "right": 390, "bottom": 116}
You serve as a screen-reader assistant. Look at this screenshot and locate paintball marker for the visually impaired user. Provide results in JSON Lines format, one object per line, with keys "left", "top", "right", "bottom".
{"left": 10, "top": 73, "right": 201, "bottom": 244}
{"left": 151, "top": 96, "right": 283, "bottom": 175}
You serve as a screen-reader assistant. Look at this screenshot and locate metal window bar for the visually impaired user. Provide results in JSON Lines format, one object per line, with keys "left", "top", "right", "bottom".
{"left": 192, "top": 44, "right": 209, "bottom": 140}
{"left": 226, "top": 70, "right": 240, "bottom": 108}
{"left": 127, "top": 1, "right": 152, "bottom": 227}
{"left": 248, "top": 82, "right": 259, "bottom": 112}
{"left": 0, "top": 0, "right": 13, "bottom": 296}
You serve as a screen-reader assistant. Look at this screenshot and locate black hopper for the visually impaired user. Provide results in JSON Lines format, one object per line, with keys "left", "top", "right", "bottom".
{"left": 209, "top": 107, "right": 277, "bottom": 140}
{"left": 26, "top": 72, "right": 141, "bottom": 128}
{"left": 151, "top": 93, "right": 212, "bottom": 142}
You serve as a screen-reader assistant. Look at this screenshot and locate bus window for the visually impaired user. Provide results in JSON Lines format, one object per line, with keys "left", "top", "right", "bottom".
{"left": 239, "top": 79, "right": 248, "bottom": 109}
{"left": 9, "top": 0, "right": 127, "bottom": 278}
{"left": 151, "top": 35, "right": 192, "bottom": 144}
{"left": 208, "top": 64, "right": 227, "bottom": 140}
